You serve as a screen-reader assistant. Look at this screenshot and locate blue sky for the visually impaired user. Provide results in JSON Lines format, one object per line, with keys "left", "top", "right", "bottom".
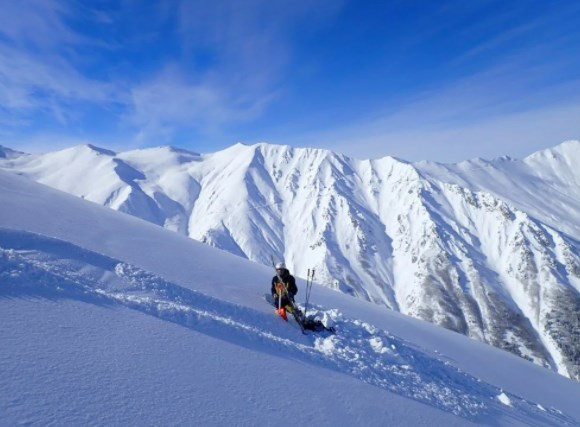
{"left": 1, "top": 0, "right": 579, "bottom": 161}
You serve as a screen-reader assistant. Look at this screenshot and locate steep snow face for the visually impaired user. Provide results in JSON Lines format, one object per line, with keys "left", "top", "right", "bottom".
{"left": 414, "top": 140, "right": 580, "bottom": 238}
{"left": 2, "top": 169, "right": 580, "bottom": 425}
{"left": 1, "top": 141, "right": 579, "bottom": 381}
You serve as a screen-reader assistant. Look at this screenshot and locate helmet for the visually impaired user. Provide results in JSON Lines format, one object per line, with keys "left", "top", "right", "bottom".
{"left": 275, "top": 261, "right": 287, "bottom": 270}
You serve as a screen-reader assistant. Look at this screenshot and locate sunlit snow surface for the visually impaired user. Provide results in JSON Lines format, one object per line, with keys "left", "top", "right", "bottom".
{"left": 1, "top": 141, "right": 578, "bottom": 381}
{"left": 1, "top": 170, "right": 579, "bottom": 425}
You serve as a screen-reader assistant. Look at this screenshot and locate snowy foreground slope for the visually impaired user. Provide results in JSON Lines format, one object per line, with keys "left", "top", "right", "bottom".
{"left": 1, "top": 171, "right": 580, "bottom": 425}
{"left": 1, "top": 141, "right": 579, "bottom": 382}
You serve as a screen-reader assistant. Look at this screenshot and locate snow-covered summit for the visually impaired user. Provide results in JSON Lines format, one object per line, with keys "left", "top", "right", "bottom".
{"left": 525, "top": 139, "right": 580, "bottom": 161}
{"left": 1, "top": 140, "right": 578, "bottom": 381}
{"left": 523, "top": 140, "right": 580, "bottom": 187}
{"left": 0, "top": 144, "right": 27, "bottom": 159}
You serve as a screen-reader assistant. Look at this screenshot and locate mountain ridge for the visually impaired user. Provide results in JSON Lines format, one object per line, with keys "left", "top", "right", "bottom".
{"left": 2, "top": 168, "right": 580, "bottom": 425}
{"left": 1, "top": 140, "right": 578, "bottom": 380}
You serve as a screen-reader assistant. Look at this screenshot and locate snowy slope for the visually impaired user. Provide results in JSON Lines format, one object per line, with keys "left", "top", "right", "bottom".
{"left": 1, "top": 170, "right": 580, "bottom": 425}
{"left": 1, "top": 141, "right": 579, "bottom": 381}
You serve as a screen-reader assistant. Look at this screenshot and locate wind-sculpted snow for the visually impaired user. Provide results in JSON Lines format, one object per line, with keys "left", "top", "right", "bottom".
{"left": 1, "top": 228, "right": 577, "bottom": 425}
{"left": 1, "top": 141, "right": 579, "bottom": 381}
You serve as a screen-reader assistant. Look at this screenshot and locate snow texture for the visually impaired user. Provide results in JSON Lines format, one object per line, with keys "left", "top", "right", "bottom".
{"left": 1, "top": 141, "right": 579, "bottom": 381}
{"left": 1, "top": 169, "right": 580, "bottom": 425}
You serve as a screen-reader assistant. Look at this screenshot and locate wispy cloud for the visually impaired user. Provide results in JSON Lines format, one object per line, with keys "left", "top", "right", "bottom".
{"left": 0, "top": 0, "right": 123, "bottom": 126}
{"left": 0, "top": 0, "right": 345, "bottom": 146}
{"left": 281, "top": 60, "right": 580, "bottom": 162}
{"left": 0, "top": 0, "right": 79, "bottom": 47}
{"left": 0, "top": 45, "right": 117, "bottom": 115}
{"left": 320, "top": 102, "right": 580, "bottom": 162}
{"left": 127, "top": 0, "right": 344, "bottom": 144}
{"left": 1, "top": 0, "right": 578, "bottom": 161}
{"left": 129, "top": 65, "right": 278, "bottom": 144}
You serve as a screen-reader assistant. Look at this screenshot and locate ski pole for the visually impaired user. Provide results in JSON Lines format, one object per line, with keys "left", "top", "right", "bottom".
{"left": 304, "top": 269, "right": 310, "bottom": 318}
{"left": 304, "top": 268, "right": 314, "bottom": 319}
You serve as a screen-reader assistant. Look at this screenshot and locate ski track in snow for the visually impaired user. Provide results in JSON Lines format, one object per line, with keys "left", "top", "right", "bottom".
{"left": 0, "top": 228, "right": 576, "bottom": 425}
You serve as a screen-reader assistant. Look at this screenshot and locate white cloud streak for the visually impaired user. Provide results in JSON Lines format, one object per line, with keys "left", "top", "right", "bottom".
{"left": 0, "top": 0, "right": 79, "bottom": 48}
{"left": 2, "top": 0, "right": 577, "bottom": 162}
{"left": 0, "top": 0, "right": 123, "bottom": 124}
{"left": 126, "top": 0, "right": 344, "bottom": 144}
{"left": 0, "top": 45, "right": 117, "bottom": 113}
{"left": 1, "top": 0, "right": 346, "bottom": 145}
{"left": 128, "top": 65, "right": 278, "bottom": 144}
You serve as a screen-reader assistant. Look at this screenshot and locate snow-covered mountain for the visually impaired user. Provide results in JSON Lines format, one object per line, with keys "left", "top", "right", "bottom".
{"left": 1, "top": 141, "right": 578, "bottom": 382}
{"left": 0, "top": 144, "right": 25, "bottom": 159}
{"left": 2, "top": 169, "right": 580, "bottom": 425}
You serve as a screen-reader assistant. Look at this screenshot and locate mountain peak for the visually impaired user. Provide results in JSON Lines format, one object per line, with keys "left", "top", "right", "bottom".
{"left": 2, "top": 168, "right": 579, "bottom": 425}
{"left": 250, "top": 141, "right": 353, "bottom": 163}
{"left": 66, "top": 144, "right": 116, "bottom": 157}
{"left": 160, "top": 145, "right": 200, "bottom": 157}
{"left": 0, "top": 144, "right": 27, "bottom": 159}
{"left": 85, "top": 144, "right": 116, "bottom": 156}
{"left": 2, "top": 138, "right": 579, "bottom": 383}
{"left": 525, "top": 139, "right": 580, "bottom": 162}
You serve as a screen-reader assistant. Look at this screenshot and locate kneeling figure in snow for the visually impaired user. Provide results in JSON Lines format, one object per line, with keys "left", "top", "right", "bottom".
{"left": 271, "top": 262, "right": 297, "bottom": 311}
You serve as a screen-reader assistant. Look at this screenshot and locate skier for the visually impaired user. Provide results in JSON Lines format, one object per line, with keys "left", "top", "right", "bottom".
{"left": 269, "top": 261, "right": 335, "bottom": 333}
{"left": 271, "top": 262, "right": 298, "bottom": 313}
